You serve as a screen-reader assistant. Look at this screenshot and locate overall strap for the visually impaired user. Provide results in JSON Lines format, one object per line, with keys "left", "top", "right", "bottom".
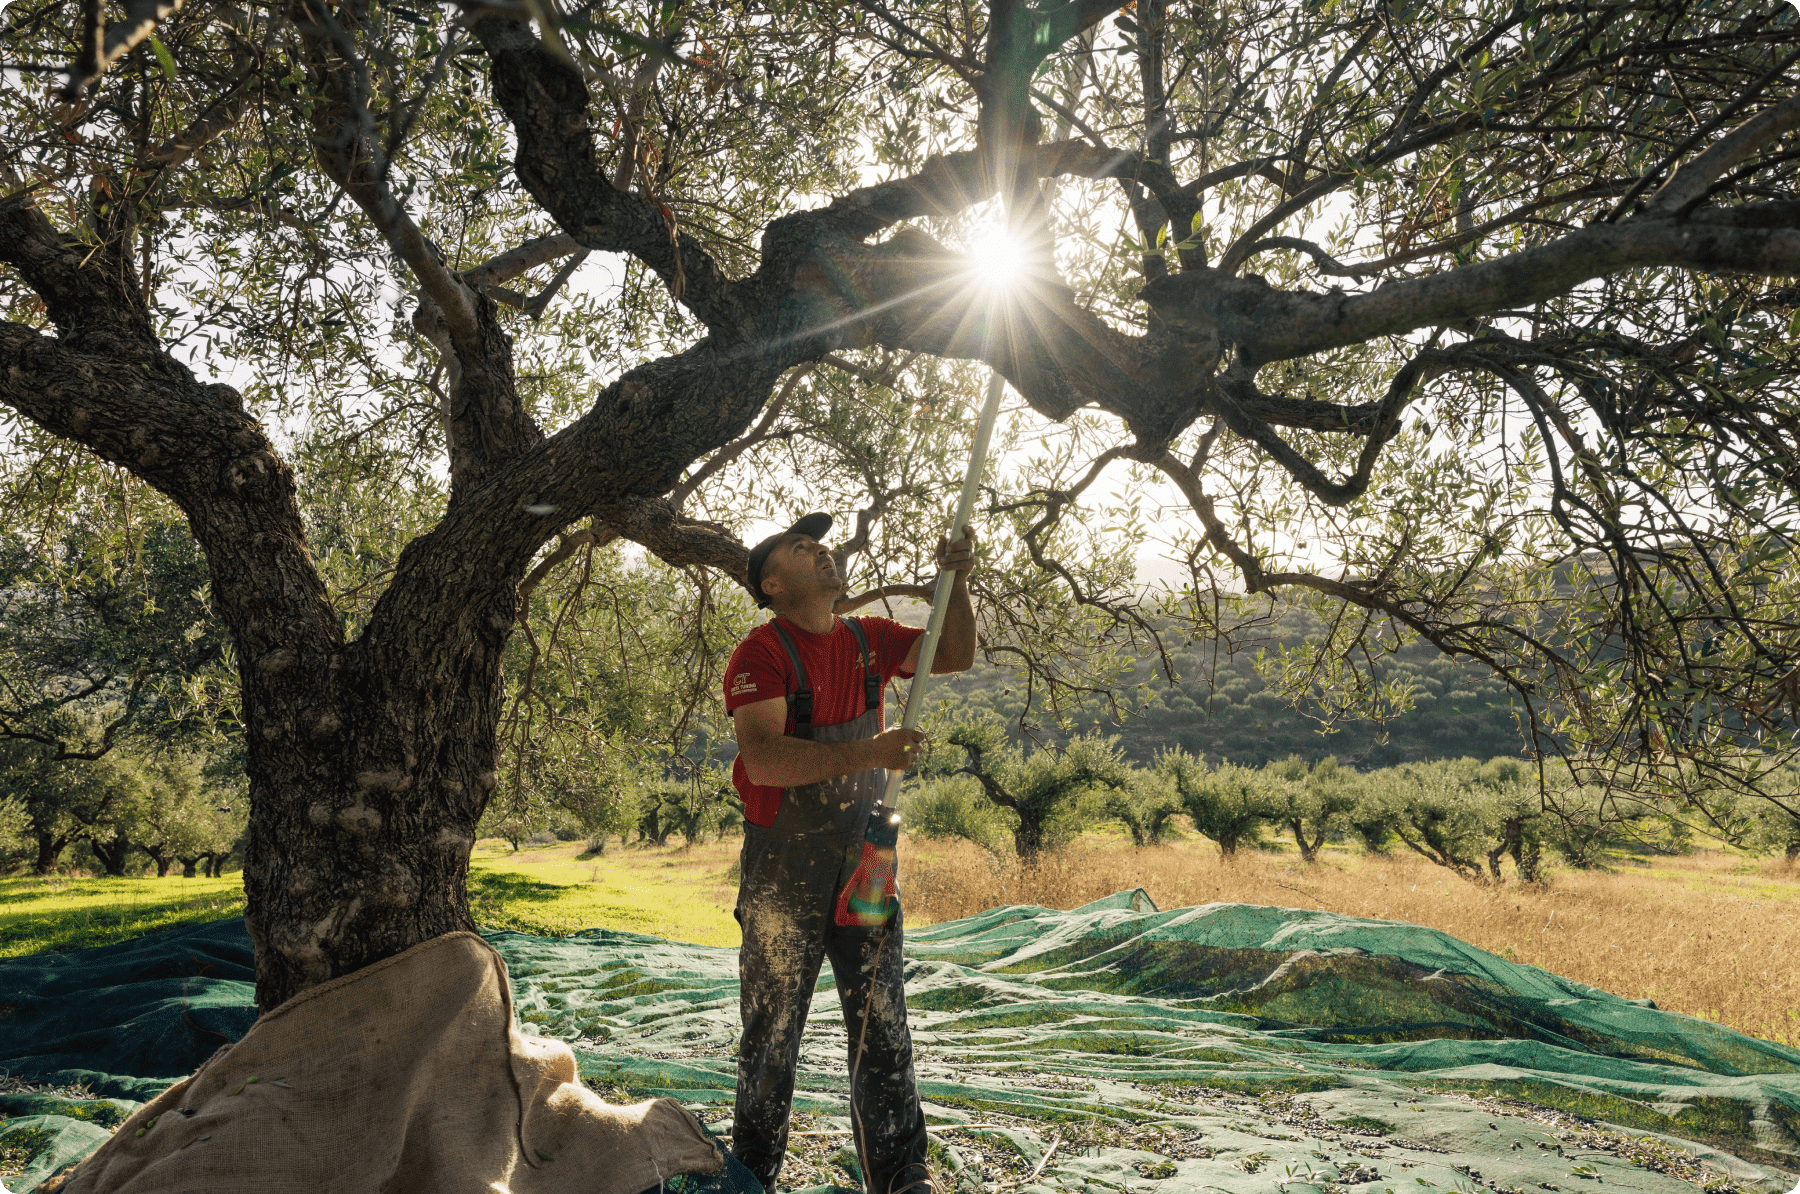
{"left": 769, "top": 621, "right": 813, "bottom": 732}
{"left": 845, "top": 617, "right": 881, "bottom": 717}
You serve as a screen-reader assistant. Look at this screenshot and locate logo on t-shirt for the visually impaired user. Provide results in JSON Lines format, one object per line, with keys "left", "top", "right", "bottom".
{"left": 730, "top": 672, "right": 758, "bottom": 697}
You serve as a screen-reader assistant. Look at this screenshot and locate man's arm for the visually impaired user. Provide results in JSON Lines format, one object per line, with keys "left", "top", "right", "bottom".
{"left": 905, "top": 531, "right": 977, "bottom": 676}
{"left": 733, "top": 697, "right": 924, "bottom": 788}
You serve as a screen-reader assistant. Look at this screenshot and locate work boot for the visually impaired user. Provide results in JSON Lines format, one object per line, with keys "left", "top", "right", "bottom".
{"left": 867, "top": 1160, "right": 932, "bottom": 1194}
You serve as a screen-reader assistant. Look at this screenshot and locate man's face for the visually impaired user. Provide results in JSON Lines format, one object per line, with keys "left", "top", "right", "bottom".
{"left": 761, "top": 533, "right": 843, "bottom": 605}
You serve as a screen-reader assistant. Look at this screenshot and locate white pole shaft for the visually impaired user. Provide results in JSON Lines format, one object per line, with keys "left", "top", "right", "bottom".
{"left": 881, "top": 370, "right": 1006, "bottom": 805}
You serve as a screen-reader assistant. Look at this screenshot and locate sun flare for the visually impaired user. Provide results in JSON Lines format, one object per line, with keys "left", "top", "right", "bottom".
{"left": 967, "top": 226, "right": 1027, "bottom": 290}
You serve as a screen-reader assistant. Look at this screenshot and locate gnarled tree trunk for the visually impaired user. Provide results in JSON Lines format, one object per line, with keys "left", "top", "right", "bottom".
{"left": 0, "top": 121, "right": 761, "bottom": 1012}
{"left": 34, "top": 832, "right": 68, "bottom": 876}
{"left": 89, "top": 832, "right": 134, "bottom": 877}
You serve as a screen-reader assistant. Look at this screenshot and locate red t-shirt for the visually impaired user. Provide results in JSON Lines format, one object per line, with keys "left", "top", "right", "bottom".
{"left": 725, "top": 616, "right": 925, "bottom": 826}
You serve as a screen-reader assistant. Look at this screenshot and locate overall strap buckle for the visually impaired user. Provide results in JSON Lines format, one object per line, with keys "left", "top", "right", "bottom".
{"left": 770, "top": 621, "right": 813, "bottom": 731}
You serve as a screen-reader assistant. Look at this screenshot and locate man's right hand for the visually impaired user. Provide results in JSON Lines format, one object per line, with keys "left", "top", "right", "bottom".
{"left": 867, "top": 726, "right": 926, "bottom": 771}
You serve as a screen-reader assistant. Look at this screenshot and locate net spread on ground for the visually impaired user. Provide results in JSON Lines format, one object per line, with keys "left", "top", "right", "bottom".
{"left": 0, "top": 892, "right": 1795, "bottom": 1194}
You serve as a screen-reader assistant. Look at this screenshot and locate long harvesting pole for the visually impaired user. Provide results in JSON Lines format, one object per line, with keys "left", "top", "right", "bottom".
{"left": 881, "top": 370, "right": 1006, "bottom": 805}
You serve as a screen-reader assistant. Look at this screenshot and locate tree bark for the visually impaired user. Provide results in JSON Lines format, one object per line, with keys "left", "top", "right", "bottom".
{"left": 1013, "top": 815, "right": 1046, "bottom": 863}
{"left": 1512, "top": 834, "right": 1543, "bottom": 885}
{"left": 91, "top": 832, "right": 133, "bottom": 876}
{"left": 34, "top": 832, "right": 66, "bottom": 875}
{"left": 1289, "top": 818, "right": 1323, "bottom": 864}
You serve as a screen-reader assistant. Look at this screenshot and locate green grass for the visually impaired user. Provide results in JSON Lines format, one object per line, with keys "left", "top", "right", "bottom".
{"left": 0, "top": 873, "right": 247, "bottom": 957}
{"left": 467, "top": 838, "right": 741, "bottom": 946}
{"left": 0, "top": 838, "right": 745, "bottom": 958}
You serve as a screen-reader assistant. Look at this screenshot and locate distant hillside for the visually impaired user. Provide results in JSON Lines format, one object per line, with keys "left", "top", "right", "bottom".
{"left": 910, "top": 604, "right": 1527, "bottom": 767}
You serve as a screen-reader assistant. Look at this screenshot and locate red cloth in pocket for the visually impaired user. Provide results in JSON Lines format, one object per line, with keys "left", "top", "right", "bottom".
{"left": 836, "top": 805, "right": 901, "bottom": 928}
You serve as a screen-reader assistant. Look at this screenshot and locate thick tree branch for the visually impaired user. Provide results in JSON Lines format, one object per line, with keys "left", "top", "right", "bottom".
{"left": 461, "top": 232, "right": 583, "bottom": 289}
{"left": 138, "top": 53, "right": 266, "bottom": 178}
{"left": 1145, "top": 210, "right": 1800, "bottom": 366}
{"left": 0, "top": 204, "right": 340, "bottom": 712}
{"left": 1207, "top": 350, "right": 1449, "bottom": 505}
{"left": 1238, "top": 179, "right": 1639, "bottom": 280}
{"left": 0, "top": 198, "right": 160, "bottom": 360}
{"left": 292, "top": 0, "right": 545, "bottom": 497}
{"left": 361, "top": 335, "right": 787, "bottom": 668}
{"left": 596, "top": 496, "right": 748, "bottom": 578}
{"left": 473, "top": 16, "right": 738, "bottom": 330}
{"left": 1647, "top": 90, "right": 1800, "bottom": 217}
{"left": 513, "top": 362, "right": 805, "bottom": 611}
{"left": 823, "top": 139, "right": 1092, "bottom": 235}
{"left": 294, "top": 0, "right": 478, "bottom": 336}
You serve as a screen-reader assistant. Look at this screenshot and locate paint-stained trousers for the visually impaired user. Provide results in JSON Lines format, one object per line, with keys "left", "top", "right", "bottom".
{"left": 733, "top": 807, "right": 928, "bottom": 1194}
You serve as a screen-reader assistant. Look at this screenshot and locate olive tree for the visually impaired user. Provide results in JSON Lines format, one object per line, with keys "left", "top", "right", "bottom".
{"left": 1161, "top": 752, "right": 1277, "bottom": 856}
{"left": 2, "top": 0, "right": 1796, "bottom": 1007}
{"left": 941, "top": 720, "right": 1131, "bottom": 860}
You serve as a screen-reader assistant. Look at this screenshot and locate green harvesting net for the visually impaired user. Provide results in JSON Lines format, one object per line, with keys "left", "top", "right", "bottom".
{"left": 1, "top": 893, "right": 1795, "bottom": 1194}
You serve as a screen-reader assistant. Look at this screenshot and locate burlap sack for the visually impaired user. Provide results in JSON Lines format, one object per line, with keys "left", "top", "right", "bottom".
{"left": 47, "top": 931, "right": 723, "bottom": 1194}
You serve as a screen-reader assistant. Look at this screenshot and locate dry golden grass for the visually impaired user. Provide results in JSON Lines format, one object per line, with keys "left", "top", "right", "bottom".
{"left": 901, "top": 832, "right": 1800, "bottom": 1049}
{"left": 463, "top": 831, "right": 1800, "bottom": 1049}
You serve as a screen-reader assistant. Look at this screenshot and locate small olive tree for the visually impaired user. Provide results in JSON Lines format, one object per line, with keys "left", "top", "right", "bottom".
{"left": 939, "top": 721, "right": 1131, "bottom": 862}
{"left": 1105, "top": 774, "right": 1186, "bottom": 848}
{"left": 1263, "top": 756, "right": 1359, "bottom": 865}
{"left": 1160, "top": 752, "right": 1277, "bottom": 858}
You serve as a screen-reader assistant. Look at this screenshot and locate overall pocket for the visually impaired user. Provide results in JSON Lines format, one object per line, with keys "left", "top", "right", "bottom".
{"left": 834, "top": 804, "right": 901, "bottom": 928}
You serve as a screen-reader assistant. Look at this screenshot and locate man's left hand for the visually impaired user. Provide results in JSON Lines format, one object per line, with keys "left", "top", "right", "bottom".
{"left": 938, "top": 528, "right": 977, "bottom": 574}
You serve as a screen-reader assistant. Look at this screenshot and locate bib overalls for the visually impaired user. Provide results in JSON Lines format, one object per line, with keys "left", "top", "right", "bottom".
{"left": 731, "top": 618, "right": 929, "bottom": 1194}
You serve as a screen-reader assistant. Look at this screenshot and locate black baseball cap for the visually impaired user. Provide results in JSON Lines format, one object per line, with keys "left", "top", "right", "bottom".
{"left": 746, "top": 512, "right": 833, "bottom": 608}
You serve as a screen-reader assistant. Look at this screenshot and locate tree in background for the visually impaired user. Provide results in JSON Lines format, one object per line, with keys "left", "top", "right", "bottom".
{"left": 1265, "top": 756, "right": 1359, "bottom": 865}
{"left": 1470, "top": 758, "right": 1546, "bottom": 884}
{"left": 938, "top": 721, "right": 1131, "bottom": 861}
{"left": 1161, "top": 753, "right": 1277, "bottom": 858}
{"left": 0, "top": 508, "right": 228, "bottom": 766}
{"left": 0, "top": 465, "right": 243, "bottom": 876}
{"left": 483, "top": 732, "right": 639, "bottom": 853}
{"left": 648, "top": 771, "right": 736, "bottom": 850}
{"left": 931, "top": 616, "right": 1532, "bottom": 770}
{"left": 0, "top": 731, "right": 244, "bottom": 875}
{"left": 906, "top": 776, "right": 1015, "bottom": 860}
{"left": 0, "top": 795, "right": 31, "bottom": 873}
{"left": 1754, "top": 805, "right": 1800, "bottom": 866}
{"left": 1, "top": 729, "right": 139, "bottom": 873}
{"left": 1358, "top": 761, "right": 1495, "bottom": 881}
{"left": 491, "top": 534, "right": 748, "bottom": 855}
{"left": 1105, "top": 774, "right": 1185, "bottom": 848}
{"left": 128, "top": 752, "right": 247, "bottom": 878}
{"left": 4, "top": 0, "right": 1798, "bottom": 1007}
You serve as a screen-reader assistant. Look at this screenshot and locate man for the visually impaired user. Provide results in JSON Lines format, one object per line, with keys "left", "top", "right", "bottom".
{"left": 724, "top": 512, "right": 977, "bottom": 1194}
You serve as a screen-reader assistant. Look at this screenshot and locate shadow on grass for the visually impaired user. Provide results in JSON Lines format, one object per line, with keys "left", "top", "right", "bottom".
{"left": 468, "top": 870, "right": 575, "bottom": 906}
{"left": 0, "top": 883, "right": 246, "bottom": 956}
